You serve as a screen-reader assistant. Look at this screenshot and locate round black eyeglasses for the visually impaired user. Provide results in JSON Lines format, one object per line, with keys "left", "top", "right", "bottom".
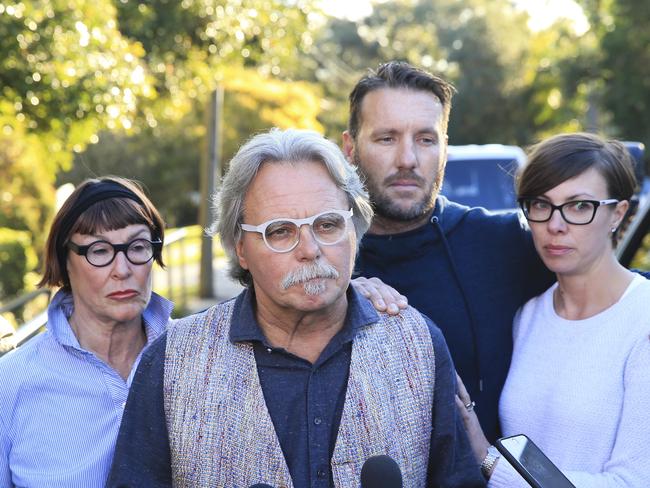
{"left": 67, "top": 238, "right": 162, "bottom": 267}
{"left": 518, "top": 198, "right": 619, "bottom": 225}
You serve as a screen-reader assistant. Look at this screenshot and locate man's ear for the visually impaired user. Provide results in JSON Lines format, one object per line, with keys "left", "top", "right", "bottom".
{"left": 235, "top": 238, "right": 249, "bottom": 270}
{"left": 342, "top": 131, "right": 356, "bottom": 164}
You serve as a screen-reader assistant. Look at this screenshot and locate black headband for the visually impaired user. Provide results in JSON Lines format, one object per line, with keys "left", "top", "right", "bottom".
{"left": 56, "top": 180, "right": 145, "bottom": 275}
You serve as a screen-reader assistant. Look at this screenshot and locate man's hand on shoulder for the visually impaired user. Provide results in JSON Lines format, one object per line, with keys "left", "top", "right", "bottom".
{"left": 351, "top": 277, "right": 408, "bottom": 315}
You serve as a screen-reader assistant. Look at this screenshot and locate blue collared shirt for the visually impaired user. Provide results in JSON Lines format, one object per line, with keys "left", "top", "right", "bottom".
{"left": 0, "top": 289, "right": 173, "bottom": 488}
{"left": 107, "top": 287, "right": 484, "bottom": 487}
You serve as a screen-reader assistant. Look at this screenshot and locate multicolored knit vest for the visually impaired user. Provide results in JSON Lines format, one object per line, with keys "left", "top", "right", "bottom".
{"left": 164, "top": 297, "right": 435, "bottom": 487}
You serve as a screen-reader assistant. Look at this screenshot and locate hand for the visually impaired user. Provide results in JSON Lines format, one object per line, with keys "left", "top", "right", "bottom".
{"left": 455, "top": 372, "right": 491, "bottom": 465}
{"left": 351, "top": 277, "right": 408, "bottom": 315}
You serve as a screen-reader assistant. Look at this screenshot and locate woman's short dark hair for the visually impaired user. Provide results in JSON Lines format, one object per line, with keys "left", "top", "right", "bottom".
{"left": 517, "top": 132, "right": 637, "bottom": 202}
{"left": 39, "top": 176, "right": 165, "bottom": 290}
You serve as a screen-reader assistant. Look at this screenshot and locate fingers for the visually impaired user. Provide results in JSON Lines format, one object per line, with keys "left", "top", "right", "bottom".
{"left": 353, "top": 277, "right": 387, "bottom": 311}
{"left": 351, "top": 277, "right": 408, "bottom": 315}
{"left": 455, "top": 373, "right": 475, "bottom": 421}
{"left": 455, "top": 372, "right": 470, "bottom": 401}
{"left": 455, "top": 393, "right": 491, "bottom": 464}
{"left": 455, "top": 393, "right": 474, "bottom": 427}
{"left": 454, "top": 393, "right": 467, "bottom": 413}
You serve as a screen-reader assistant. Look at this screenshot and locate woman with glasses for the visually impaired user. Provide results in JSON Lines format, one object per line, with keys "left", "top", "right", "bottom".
{"left": 457, "top": 132, "right": 650, "bottom": 486}
{"left": 0, "top": 176, "right": 173, "bottom": 487}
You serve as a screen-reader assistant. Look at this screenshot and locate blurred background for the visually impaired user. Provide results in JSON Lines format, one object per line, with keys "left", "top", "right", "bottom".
{"left": 2, "top": 0, "right": 650, "bottom": 333}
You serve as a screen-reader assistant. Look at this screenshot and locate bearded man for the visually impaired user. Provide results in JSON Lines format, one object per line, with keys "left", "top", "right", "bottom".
{"left": 343, "top": 62, "right": 553, "bottom": 444}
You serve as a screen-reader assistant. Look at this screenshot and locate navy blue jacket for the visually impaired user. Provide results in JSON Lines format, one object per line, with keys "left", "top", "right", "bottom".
{"left": 355, "top": 197, "right": 554, "bottom": 442}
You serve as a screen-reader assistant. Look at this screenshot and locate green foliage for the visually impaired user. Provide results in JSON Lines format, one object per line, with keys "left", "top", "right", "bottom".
{"left": 0, "top": 113, "right": 56, "bottom": 252}
{"left": 513, "top": 22, "right": 597, "bottom": 142}
{"left": 219, "top": 66, "right": 323, "bottom": 161}
{"left": 0, "top": 228, "right": 37, "bottom": 298}
{"left": 115, "top": 0, "right": 317, "bottom": 70}
{"left": 307, "top": 0, "right": 549, "bottom": 145}
{"left": 601, "top": 0, "right": 650, "bottom": 149}
{"left": 0, "top": 0, "right": 155, "bottom": 300}
{"left": 59, "top": 66, "right": 323, "bottom": 226}
{"left": 61, "top": 118, "right": 202, "bottom": 228}
{"left": 433, "top": 0, "right": 531, "bottom": 144}
{"left": 112, "top": 0, "right": 321, "bottom": 131}
{"left": 0, "top": 0, "right": 153, "bottom": 161}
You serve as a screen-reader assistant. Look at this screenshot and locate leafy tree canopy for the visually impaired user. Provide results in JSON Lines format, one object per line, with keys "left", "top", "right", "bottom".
{"left": 61, "top": 65, "right": 323, "bottom": 227}
{"left": 0, "top": 0, "right": 153, "bottom": 166}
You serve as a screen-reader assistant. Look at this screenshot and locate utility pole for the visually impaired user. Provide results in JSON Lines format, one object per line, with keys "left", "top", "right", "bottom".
{"left": 199, "top": 87, "right": 224, "bottom": 298}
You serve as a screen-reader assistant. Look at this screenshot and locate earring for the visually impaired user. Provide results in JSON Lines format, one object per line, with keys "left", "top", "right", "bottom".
{"left": 611, "top": 227, "right": 617, "bottom": 233}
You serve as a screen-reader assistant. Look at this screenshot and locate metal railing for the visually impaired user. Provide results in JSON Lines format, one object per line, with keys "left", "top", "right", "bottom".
{"left": 153, "top": 227, "right": 191, "bottom": 311}
{"left": 617, "top": 195, "right": 650, "bottom": 267}
{"left": 0, "top": 289, "right": 51, "bottom": 356}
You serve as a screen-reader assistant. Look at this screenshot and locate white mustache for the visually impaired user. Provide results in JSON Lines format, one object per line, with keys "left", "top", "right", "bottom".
{"left": 281, "top": 262, "right": 340, "bottom": 293}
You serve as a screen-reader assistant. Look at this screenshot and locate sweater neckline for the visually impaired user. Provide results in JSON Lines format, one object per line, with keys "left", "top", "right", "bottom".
{"left": 545, "top": 274, "right": 646, "bottom": 325}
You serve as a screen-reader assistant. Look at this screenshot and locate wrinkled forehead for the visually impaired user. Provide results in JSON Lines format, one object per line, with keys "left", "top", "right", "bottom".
{"left": 358, "top": 87, "right": 445, "bottom": 131}
{"left": 242, "top": 161, "right": 349, "bottom": 223}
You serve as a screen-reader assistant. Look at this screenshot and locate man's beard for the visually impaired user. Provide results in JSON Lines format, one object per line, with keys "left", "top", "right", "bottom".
{"left": 355, "top": 155, "right": 443, "bottom": 222}
{"left": 281, "top": 262, "right": 340, "bottom": 296}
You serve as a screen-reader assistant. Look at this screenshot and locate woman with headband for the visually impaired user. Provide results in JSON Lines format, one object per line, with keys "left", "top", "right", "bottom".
{"left": 0, "top": 176, "right": 173, "bottom": 487}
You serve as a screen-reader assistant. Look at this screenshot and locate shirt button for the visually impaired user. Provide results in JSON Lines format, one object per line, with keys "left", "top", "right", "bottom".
{"left": 313, "top": 417, "right": 322, "bottom": 425}
{"left": 317, "top": 468, "right": 327, "bottom": 478}
{"left": 121, "top": 402, "right": 126, "bottom": 409}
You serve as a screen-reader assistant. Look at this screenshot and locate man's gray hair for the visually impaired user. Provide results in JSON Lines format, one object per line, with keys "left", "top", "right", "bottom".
{"left": 209, "top": 128, "right": 374, "bottom": 287}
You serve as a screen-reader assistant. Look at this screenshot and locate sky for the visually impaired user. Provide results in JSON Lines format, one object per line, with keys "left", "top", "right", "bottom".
{"left": 322, "top": 0, "right": 589, "bottom": 34}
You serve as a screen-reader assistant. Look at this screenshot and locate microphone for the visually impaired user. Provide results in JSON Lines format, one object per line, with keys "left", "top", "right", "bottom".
{"left": 360, "top": 454, "right": 403, "bottom": 488}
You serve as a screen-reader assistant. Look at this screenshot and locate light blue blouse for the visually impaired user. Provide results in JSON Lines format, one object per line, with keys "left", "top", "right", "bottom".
{"left": 0, "top": 289, "right": 172, "bottom": 487}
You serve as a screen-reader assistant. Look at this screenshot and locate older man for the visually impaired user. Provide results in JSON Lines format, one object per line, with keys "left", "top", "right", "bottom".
{"left": 107, "top": 129, "right": 484, "bottom": 487}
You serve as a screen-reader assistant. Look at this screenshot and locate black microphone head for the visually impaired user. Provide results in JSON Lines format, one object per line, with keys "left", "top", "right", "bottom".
{"left": 249, "top": 484, "right": 274, "bottom": 488}
{"left": 360, "top": 454, "right": 403, "bottom": 488}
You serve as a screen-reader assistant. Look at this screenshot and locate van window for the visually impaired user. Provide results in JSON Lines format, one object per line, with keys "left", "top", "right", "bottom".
{"left": 441, "top": 158, "right": 519, "bottom": 210}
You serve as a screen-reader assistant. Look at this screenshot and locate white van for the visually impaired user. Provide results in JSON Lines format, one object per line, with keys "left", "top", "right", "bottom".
{"left": 441, "top": 144, "right": 526, "bottom": 211}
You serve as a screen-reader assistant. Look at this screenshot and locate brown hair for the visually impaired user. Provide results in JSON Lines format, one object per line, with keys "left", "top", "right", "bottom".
{"left": 39, "top": 176, "right": 165, "bottom": 290}
{"left": 348, "top": 61, "right": 456, "bottom": 140}
{"left": 518, "top": 132, "right": 637, "bottom": 201}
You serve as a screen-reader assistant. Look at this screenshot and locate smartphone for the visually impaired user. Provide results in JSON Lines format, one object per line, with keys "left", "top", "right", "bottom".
{"left": 495, "top": 434, "right": 575, "bottom": 488}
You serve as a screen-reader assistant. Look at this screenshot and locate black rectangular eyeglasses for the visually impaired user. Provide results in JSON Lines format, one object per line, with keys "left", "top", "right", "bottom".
{"left": 518, "top": 198, "right": 619, "bottom": 225}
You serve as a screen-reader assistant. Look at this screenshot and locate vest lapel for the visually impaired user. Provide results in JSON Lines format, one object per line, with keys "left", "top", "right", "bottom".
{"left": 165, "top": 300, "right": 293, "bottom": 488}
{"left": 332, "top": 312, "right": 435, "bottom": 487}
